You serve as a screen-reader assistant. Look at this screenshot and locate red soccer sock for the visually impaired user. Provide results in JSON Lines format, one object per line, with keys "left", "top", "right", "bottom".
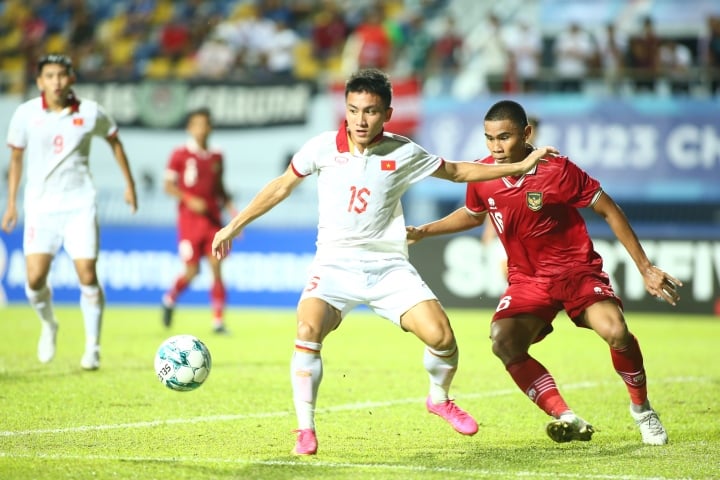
{"left": 610, "top": 334, "right": 648, "bottom": 405}
{"left": 506, "top": 354, "right": 569, "bottom": 418}
{"left": 210, "top": 280, "right": 226, "bottom": 325}
{"left": 165, "top": 276, "right": 190, "bottom": 305}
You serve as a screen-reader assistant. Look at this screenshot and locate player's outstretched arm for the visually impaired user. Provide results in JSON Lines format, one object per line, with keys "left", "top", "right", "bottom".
{"left": 592, "top": 192, "right": 682, "bottom": 305}
{"left": 406, "top": 208, "right": 485, "bottom": 245}
{"left": 436, "top": 146, "right": 558, "bottom": 182}
{"left": 1, "top": 148, "right": 24, "bottom": 233}
{"left": 212, "top": 166, "right": 303, "bottom": 260}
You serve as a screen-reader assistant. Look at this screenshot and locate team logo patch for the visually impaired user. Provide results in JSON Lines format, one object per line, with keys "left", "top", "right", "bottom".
{"left": 73, "top": 117, "right": 84, "bottom": 126}
{"left": 526, "top": 192, "right": 543, "bottom": 211}
{"left": 381, "top": 160, "right": 396, "bottom": 171}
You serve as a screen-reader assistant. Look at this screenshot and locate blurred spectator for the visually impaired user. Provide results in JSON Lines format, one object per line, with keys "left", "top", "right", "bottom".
{"left": 553, "top": 22, "right": 596, "bottom": 92}
{"left": 263, "top": 19, "right": 300, "bottom": 78}
{"left": 194, "top": 33, "right": 236, "bottom": 80}
{"left": 425, "top": 15, "right": 463, "bottom": 96}
{"left": 257, "top": 0, "right": 293, "bottom": 25}
{"left": 74, "top": 42, "right": 111, "bottom": 81}
{"left": 159, "top": 11, "right": 191, "bottom": 62}
{"left": 381, "top": 1, "right": 407, "bottom": 49}
{"left": 341, "top": 5, "right": 394, "bottom": 73}
{"left": 627, "top": 16, "right": 660, "bottom": 93}
{"left": 459, "top": 13, "right": 510, "bottom": 94}
{"left": 233, "top": 3, "right": 278, "bottom": 77}
{"left": 310, "top": 1, "right": 349, "bottom": 62}
{"left": 595, "top": 22, "right": 628, "bottom": 94}
{"left": 503, "top": 15, "right": 543, "bottom": 93}
{"left": 68, "top": 6, "right": 96, "bottom": 48}
{"left": 659, "top": 39, "right": 693, "bottom": 95}
{"left": 397, "top": 12, "right": 435, "bottom": 79}
{"left": 126, "top": 0, "right": 156, "bottom": 32}
{"left": 701, "top": 15, "right": 720, "bottom": 95}
{"left": 0, "top": 0, "right": 714, "bottom": 98}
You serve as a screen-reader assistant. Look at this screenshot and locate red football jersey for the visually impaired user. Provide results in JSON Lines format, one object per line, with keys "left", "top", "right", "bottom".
{"left": 166, "top": 143, "right": 226, "bottom": 227}
{"left": 466, "top": 155, "right": 603, "bottom": 282}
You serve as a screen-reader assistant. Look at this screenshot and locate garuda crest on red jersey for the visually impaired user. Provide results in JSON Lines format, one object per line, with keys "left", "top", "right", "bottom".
{"left": 526, "top": 192, "right": 543, "bottom": 211}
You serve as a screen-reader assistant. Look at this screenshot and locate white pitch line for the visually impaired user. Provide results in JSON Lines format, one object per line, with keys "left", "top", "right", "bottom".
{"left": 0, "top": 376, "right": 705, "bottom": 438}
{"left": 0, "top": 452, "right": 683, "bottom": 480}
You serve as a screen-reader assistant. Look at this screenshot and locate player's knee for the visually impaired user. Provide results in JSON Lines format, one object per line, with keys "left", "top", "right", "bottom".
{"left": 77, "top": 270, "right": 98, "bottom": 285}
{"left": 601, "top": 321, "right": 630, "bottom": 349}
{"left": 426, "top": 329, "right": 455, "bottom": 351}
{"left": 26, "top": 276, "right": 46, "bottom": 291}
{"left": 25, "top": 264, "right": 50, "bottom": 290}
{"left": 184, "top": 263, "right": 200, "bottom": 279}
{"left": 296, "top": 320, "right": 323, "bottom": 343}
{"left": 490, "top": 334, "right": 523, "bottom": 364}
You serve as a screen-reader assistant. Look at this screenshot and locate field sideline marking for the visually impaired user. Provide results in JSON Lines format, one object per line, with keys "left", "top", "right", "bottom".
{"left": 0, "top": 376, "right": 705, "bottom": 438}
{"left": 0, "top": 452, "right": 689, "bottom": 480}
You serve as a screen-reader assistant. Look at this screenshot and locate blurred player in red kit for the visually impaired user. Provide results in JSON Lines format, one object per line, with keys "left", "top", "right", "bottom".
{"left": 162, "top": 108, "right": 235, "bottom": 333}
{"left": 407, "top": 100, "right": 681, "bottom": 446}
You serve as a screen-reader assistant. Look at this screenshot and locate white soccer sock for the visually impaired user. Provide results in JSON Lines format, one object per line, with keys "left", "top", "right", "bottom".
{"left": 291, "top": 340, "right": 323, "bottom": 430}
{"left": 80, "top": 284, "right": 104, "bottom": 352}
{"left": 25, "top": 284, "right": 57, "bottom": 326}
{"left": 424, "top": 345, "right": 459, "bottom": 404}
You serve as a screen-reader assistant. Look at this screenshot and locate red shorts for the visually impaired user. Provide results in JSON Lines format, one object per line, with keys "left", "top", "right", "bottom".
{"left": 178, "top": 219, "right": 221, "bottom": 264}
{"left": 492, "top": 266, "right": 623, "bottom": 342}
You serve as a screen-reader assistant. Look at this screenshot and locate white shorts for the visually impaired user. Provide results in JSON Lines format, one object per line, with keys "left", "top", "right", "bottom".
{"left": 299, "top": 256, "right": 438, "bottom": 326}
{"left": 23, "top": 203, "right": 99, "bottom": 259}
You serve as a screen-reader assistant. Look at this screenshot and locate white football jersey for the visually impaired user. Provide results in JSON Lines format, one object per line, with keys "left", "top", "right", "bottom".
{"left": 291, "top": 127, "right": 442, "bottom": 260}
{"left": 6, "top": 95, "right": 117, "bottom": 212}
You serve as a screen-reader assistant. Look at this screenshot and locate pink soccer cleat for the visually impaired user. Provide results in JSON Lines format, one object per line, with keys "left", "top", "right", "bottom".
{"left": 426, "top": 396, "right": 479, "bottom": 436}
{"left": 292, "top": 428, "right": 318, "bottom": 455}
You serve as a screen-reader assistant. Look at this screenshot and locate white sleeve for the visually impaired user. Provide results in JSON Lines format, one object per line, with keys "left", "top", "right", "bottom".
{"left": 290, "top": 133, "right": 325, "bottom": 176}
{"left": 93, "top": 102, "right": 118, "bottom": 138}
{"left": 405, "top": 142, "right": 443, "bottom": 185}
{"left": 6, "top": 104, "right": 28, "bottom": 149}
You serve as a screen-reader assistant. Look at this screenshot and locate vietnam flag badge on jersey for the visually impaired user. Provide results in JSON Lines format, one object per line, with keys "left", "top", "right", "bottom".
{"left": 381, "top": 160, "right": 396, "bottom": 171}
{"left": 73, "top": 117, "right": 84, "bottom": 126}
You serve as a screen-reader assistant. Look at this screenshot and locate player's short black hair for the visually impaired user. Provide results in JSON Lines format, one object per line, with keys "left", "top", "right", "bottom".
{"left": 485, "top": 100, "right": 529, "bottom": 129}
{"left": 185, "top": 107, "right": 212, "bottom": 125}
{"left": 37, "top": 54, "right": 74, "bottom": 76}
{"left": 345, "top": 68, "right": 393, "bottom": 110}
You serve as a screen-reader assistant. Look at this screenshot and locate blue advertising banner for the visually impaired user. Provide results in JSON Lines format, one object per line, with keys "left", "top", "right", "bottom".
{"left": 0, "top": 226, "right": 316, "bottom": 307}
{"left": 417, "top": 96, "right": 720, "bottom": 203}
{"left": 2, "top": 225, "right": 717, "bottom": 313}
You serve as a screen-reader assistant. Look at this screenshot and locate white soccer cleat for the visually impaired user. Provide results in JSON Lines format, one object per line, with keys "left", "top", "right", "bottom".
{"left": 37, "top": 322, "right": 58, "bottom": 363}
{"left": 546, "top": 413, "right": 595, "bottom": 443}
{"left": 630, "top": 406, "right": 668, "bottom": 445}
{"left": 80, "top": 348, "right": 100, "bottom": 371}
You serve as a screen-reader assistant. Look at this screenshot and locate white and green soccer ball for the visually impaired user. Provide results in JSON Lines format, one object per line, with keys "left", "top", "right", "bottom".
{"left": 154, "top": 334, "right": 212, "bottom": 392}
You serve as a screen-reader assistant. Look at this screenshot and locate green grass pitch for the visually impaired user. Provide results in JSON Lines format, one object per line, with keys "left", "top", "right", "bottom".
{"left": 0, "top": 304, "right": 718, "bottom": 480}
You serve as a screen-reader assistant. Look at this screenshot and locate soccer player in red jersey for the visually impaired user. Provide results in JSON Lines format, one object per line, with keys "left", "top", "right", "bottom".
{"left": 407, "top": 100, "right": 681, "bottom": 446}
{"left": 162, "top": 108, "right": 235, "bottom": 334}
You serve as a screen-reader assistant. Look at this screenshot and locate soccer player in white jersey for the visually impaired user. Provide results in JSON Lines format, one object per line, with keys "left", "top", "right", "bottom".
{"left": 1, "top": 54, "right": 138, "bottom": 370}
{"left": 212, "top": 68, "right": 555, "bottom": 455}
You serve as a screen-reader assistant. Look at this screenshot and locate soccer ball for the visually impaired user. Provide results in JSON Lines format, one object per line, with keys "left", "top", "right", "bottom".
{"left": 154, "top": 334, "right": 212, "bottom": 392}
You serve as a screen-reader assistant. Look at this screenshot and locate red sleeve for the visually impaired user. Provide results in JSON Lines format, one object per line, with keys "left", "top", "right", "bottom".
{"left": 167, "top": 148, "right": 184, "bottom": 176}
{"left": 465, "top": 182, "right": 486, "bottom": 214}
{"left": 559, "top": 158, "right": 601, "bottom": 208}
